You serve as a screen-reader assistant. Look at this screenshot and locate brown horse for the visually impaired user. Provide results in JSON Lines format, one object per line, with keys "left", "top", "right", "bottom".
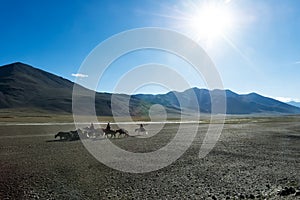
{"left": 55, "top": 129, "right": 83, "bottom": 141}
{"left": 55, "top": 131, "right": 71, "bottom": 140}
{"left": 116, "top": 128, "right": 129, "bottom": 137}
{"left": 69, "top": 129, "right": 83, "bottom": 140}
{"left": 102, "top": 128, "right": 117, "bottom": 138}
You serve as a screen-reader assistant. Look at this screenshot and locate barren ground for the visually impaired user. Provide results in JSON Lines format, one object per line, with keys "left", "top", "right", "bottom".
{"left": 0, "top": 116, "right": 299, "bottom": 199}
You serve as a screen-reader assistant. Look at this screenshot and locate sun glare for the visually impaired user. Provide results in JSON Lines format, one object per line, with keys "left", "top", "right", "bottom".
{"left": 186, "top": 2, "right": 235, "bottom": 41}
{"left": 155, "top": 1, "right": 239, "bottom": 48}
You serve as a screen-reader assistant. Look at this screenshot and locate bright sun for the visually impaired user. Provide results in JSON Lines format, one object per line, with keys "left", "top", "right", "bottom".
{"left": 187, "top": 2, "right": 235, "bottom": 41}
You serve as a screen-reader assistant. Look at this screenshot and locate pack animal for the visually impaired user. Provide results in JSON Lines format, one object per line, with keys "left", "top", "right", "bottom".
{"left": 55, "top": 131, "right": 71, "bottom": 140}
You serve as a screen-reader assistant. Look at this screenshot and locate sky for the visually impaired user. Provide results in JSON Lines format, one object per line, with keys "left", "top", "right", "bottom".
{"left": 0, "top": 0, "right": 300, "bottom": 101}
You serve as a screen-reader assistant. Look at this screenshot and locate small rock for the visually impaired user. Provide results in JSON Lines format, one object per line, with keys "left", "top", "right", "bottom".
{"left": 278, "top": 187, "right": 296, "bottom": 196}
{"left": 295, "top": 190, "right": 300, "bottom": 196}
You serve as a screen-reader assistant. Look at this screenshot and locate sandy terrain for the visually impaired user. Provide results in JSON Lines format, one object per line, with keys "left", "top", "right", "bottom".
{"left": 0, "top": 116, "right": 299, "bottom": 199}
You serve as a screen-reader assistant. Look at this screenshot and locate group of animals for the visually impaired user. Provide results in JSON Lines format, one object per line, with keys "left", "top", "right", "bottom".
{"left": 54, "top": 123, "right": 147, "bottom": 141}
{"left": 55, "top": 130, "right": 81, "bottom": 141}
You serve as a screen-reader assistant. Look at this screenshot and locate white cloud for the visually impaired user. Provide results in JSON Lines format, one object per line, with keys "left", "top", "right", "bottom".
{"left": 71, "top": 73, "right": 88, "bottom": 78}
{"left": 274, "top": 97, "right": 300, "bottom": 103}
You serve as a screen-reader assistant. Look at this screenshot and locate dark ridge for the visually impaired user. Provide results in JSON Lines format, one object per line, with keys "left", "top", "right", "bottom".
{"left": 1, "top": 62, "right": 300, "bottom": 115}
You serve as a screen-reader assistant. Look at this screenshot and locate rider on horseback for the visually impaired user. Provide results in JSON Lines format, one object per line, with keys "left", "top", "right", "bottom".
{"left": 90, "top": 123, "right": 95, "bottom": 131}
{"left": 106, "top": 122, "right": 111, "bottom": 131}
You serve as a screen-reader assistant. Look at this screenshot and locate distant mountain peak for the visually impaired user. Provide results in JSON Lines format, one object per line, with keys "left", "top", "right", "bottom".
{"left": 1, "top": 62, "right": 300, "bottom": 115}
{"left": 287, "top": 101, "right": 300, "bottom": 108}
{"left": 11, "top": 61, "right": 28, "bottom": 65}
{"left": 2, "top": 62, "right": 33, "bottom": 69}
{"left": 0, "top": 62, "right": 39, "bottom": 76}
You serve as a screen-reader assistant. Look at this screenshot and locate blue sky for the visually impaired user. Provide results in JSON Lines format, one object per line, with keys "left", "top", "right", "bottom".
{"left": 0, "top": 0, "right": 300, "bottom": 101}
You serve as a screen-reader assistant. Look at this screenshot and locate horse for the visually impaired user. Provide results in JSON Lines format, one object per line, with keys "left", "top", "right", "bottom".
{"left": 69, "top": 129, "right": 82, "bottom": 140}
{"left": 102, "top": 128, "right": 117, "bottom": 138}
{"left": 116, "top": 128, "right": 129, "bottom": 137}
{"left": 94, "top": 128, "right": 104, "bottom": 137}
{"left": 55, "top": 131, "right": 71, "bottom": 140}
{"left": 83, "top": 127, "right": 100, "bottom": 138}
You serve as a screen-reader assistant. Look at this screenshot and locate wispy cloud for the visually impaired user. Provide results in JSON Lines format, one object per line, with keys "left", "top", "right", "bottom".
{"left": 71, "top": 73, "right": 88, "bottom": 78}
{"left": 291, "top": 61, "right": 300, "bottom": 65}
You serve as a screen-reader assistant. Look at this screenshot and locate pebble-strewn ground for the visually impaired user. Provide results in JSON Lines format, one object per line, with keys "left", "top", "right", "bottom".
{"left": 0, "top": 118, "right": 299, "bottom": 199}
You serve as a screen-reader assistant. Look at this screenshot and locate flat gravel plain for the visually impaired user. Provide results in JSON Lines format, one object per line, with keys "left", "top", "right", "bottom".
{"left": 0, "top": 117, "right": 299, "bottom": 199}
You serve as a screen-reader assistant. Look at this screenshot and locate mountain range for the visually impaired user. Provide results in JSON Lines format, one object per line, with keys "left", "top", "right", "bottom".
{"left": 287, "top": 101, "right": 300, "bottom": 108}
{"left": 1, "top": 62, "right": 299, "bottom": 116}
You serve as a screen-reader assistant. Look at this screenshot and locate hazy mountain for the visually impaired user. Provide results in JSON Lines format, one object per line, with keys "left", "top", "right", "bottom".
{"left": 287, "top": 101, "right": 300, "bottom": 108}
{"left": 134, "top": 88, "right": 300, "bottom": 114}
{"left": 1, "top": 62, "right": 300, "bottom": 115}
